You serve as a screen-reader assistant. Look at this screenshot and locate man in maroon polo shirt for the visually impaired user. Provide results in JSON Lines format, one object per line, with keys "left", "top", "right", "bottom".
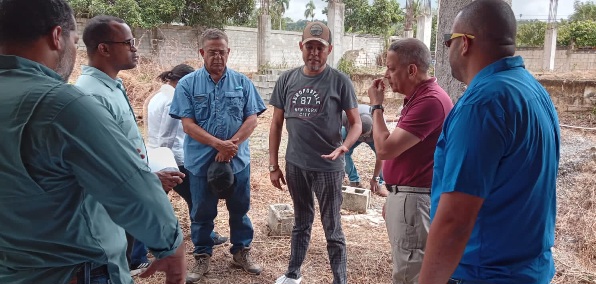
{"left": 368, "top": 38, "right": 453, "bottom": 284}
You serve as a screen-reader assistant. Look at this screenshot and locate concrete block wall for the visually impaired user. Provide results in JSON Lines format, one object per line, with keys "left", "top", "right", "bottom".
{"left": 75, "top": 19, "right": 596, "bottom": 74}
{"left": 344, "top": 34, "right": 386, "bottom": 67}
{"left": 75, "top": 18, "right": 385, "bottom": 72}
{"left": 254, "top": 69, "right": 285, "bottom": 101}
{"left": 517, "top": 48, "right": 596, "bottom": 72}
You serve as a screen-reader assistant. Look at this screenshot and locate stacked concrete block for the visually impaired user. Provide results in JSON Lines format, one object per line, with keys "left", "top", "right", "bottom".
{"left": 267, "top": 203, "right": 295, "bottom": 236}
{"left": 341, "top": 186, "right": 371, "bottom": 214}
{"left": 253, "top": 69, "right": 285, "bottom": 102}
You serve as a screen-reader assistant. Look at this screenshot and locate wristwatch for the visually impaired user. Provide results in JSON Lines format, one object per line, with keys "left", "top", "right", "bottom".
{"left": 373, "top": 176, "right": 380, "bottom": 182}
{"left": 268, "top": 165, "right": 279, "bottom": 172}
{"left": 371, "top": 105, "right": 384, "bottom": 113}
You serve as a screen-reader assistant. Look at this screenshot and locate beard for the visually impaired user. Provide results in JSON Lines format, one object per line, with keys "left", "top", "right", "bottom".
{"left": 55, "top": 40, "right": 76, "bottom": 82}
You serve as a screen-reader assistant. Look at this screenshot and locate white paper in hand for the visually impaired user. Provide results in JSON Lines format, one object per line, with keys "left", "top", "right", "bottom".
{"left": 147, "top": 147, "right": 178, "bottom": 172}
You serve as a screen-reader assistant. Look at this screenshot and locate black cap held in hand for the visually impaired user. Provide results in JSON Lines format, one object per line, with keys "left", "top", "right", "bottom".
{"left": 207, "top": 161, "right": 235, "bottom": 199}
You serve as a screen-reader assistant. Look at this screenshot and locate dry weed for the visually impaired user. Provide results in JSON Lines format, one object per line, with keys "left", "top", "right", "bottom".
{"left": 70, "top": 51, "right": 596, "bottom": 283}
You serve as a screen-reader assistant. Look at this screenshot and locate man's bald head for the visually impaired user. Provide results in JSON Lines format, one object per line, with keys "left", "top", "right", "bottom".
{"left": 455, "top": 0, "right": 516, "bottom": 56}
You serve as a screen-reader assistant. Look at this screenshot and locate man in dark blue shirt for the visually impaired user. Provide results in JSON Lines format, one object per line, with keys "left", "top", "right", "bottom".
{"left": 420, "top": 1, "right": 560, "bottom": 284}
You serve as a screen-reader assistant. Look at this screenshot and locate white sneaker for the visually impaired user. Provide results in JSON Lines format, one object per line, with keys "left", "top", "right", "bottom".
{"left": 274, "top": 275, "right": 303, "bottom": 284}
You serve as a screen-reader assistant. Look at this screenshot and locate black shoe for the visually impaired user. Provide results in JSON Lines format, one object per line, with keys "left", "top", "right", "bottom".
{"left": 212, "top": 231, "right": 228, "bottom": 246}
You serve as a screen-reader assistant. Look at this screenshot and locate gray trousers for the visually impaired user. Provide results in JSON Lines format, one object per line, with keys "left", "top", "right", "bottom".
{"left": 385, "top": 192, "right": 430, "bottom": 284}
{"left": 285, "top": 162, "right": 347, "bottom": 284}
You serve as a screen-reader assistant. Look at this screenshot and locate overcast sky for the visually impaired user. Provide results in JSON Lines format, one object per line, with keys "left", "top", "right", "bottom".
{"left": 283, "top": 0, "right": 583, "bottom": 22}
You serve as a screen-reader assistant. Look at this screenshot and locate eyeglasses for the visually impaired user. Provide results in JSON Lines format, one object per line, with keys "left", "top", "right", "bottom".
{"left": 206, "top": 50, "right": 228, "bottom": 58}
{"left": 101, "top": 38, "right": 136, "bottom": 50}
{"left": 443, "top": 33, "right": 475, "bottom": 48}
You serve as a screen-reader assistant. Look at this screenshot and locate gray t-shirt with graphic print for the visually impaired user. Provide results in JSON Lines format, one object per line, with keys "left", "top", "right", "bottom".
{"left": 270, "top": 65, "right": 358, "bottom": 172}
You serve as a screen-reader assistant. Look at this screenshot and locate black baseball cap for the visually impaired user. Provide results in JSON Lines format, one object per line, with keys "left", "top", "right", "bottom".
{"left": 207, "top": 161, "right": 235, "bottom": 199}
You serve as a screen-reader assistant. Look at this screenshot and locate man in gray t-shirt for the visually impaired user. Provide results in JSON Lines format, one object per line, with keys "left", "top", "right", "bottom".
{"left": 269, "top": 21, "right": 362, "bottom": 284}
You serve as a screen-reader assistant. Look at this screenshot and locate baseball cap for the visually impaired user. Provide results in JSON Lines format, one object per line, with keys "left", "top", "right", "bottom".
{"left": 207, "top": 161, "right": 235, "bottom": 199}
{"left": 302, "top": 21, "right": 332, "bottom": 46}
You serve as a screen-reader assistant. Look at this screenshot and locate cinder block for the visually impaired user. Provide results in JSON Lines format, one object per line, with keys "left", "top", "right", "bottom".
{"left": 267, "top": 204, "right": 295, "bottom": 236}
{"left": 266, "top": 74, "right": 279, "bottom": 82}
{"left": 341, "top": 186, "right": 370, "bottom": 214}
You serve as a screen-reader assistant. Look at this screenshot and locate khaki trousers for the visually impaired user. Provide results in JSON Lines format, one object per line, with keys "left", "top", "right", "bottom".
{"left": 385, "top": 192, "right": 431, "bottom": 284}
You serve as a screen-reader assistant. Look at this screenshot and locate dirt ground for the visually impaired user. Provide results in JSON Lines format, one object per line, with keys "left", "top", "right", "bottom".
{"left": 133, "top": 103, "right": 596, "bottom": 284}
{"left": 72, "top": 50, "right": 595, "bottom": 283}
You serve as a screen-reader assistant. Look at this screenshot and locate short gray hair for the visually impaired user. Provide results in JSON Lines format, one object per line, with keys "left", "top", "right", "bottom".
{"left": 200, "top": 28, "right": 228, "bottom": 48}
{"left": 388, "top": 38, "right": 431, "bottom": 73}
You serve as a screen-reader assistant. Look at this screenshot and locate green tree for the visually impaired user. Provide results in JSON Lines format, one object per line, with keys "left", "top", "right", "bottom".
{"left": 405, "top": 0, "right": 425, "bottom": 37}
{"left": 343, "top": 0, "right": 371, "bottom": 33}
{"left": 271, "top": 0, "right": 290, "bottom": 30}
{"left": 430, "top": 12, "right": 437, "bottom": 51}
{"left": 367, "top": 0, "right": 404, "bottom": 37}
{"left": 68, "top": 0, "right": 182, "bottom": 28}
{"left": 516, "top": 20, "right": 547, "bottom": 47}
{"left": 323, "top": 0, "right": 403, "bottom": 36}
{"left": 180, "top": 0, "right": 255, "bottom": 28}
{"left": 560, "top": 20, "right": 596, "bottom": 47}
{"left": 286, "top": 19, "right": 312, "bottom": 31}
{"left": 67, "top": 0, "right": 255, "bottom": 28}
{"left": 305, "top": 0, "right": 316, "bottom": 21}
{"left": 569, "top": 0, "right": 596, "bottom": 22}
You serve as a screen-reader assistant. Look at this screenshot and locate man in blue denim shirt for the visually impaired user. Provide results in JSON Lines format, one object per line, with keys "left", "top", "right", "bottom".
{"left": 170, "top": 28, "right": 267, "bottom": 283}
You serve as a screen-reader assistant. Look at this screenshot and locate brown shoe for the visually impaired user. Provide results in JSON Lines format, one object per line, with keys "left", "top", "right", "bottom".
{"left": 349, "top": 181, "right": 361, "bottom": 187}
{"left": 231, "top": 247, "right": 262, "bottom": 275}
{"left": 186, "top": 253, "right": 210, "bottom": 283}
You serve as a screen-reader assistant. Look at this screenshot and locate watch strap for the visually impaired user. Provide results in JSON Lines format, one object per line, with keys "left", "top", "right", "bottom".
{"left": 371, "top": 105, "right": 384, "bottom": 112}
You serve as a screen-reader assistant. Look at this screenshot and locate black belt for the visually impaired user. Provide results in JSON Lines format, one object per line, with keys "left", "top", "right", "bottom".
{"left": 385, "top": 185, "right": 431, "bottom": 194}
{"left": 69, "top": 264, "right": 109, "bottom": 284}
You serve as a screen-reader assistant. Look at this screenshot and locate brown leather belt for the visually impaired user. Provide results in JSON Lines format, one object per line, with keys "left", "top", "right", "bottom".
{"left": 385, "top": 185, "right": 431, "bottom": 194}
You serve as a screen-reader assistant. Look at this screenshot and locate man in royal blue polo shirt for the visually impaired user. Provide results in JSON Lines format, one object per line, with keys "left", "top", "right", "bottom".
{"left": 419, "top": 1, "right": 560, "bottom": 284}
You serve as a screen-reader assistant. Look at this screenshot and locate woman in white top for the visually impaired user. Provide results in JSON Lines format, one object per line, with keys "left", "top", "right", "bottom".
{"left": 147, "top": 64, "right": 228, "bottom": 245}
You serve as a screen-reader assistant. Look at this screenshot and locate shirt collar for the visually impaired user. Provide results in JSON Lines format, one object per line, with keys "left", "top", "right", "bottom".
{"left": 81, "top": 65, "right": 124, "bottom": 92}
{"left": 403, "top": 77, "right": 437, "bottom": 108}
{"left": 159, "top": 84, "right": 175, "bottom": 97}
{"left": 198, "top": 67, "right": 229, "bottom": 83}
{"left": 467, "top": 56, "right": 525, "bottom": 90}
{"left": 0, "top": 55, "right": 63, "bottom": 81}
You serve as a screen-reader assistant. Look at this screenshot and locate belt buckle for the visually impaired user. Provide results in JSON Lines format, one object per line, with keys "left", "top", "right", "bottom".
{"left": 385, "top": 184, "right": 397, "bottom": 193}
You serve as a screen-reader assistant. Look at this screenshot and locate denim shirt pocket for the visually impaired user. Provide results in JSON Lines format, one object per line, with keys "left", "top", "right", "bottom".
{"left": 193, "top": 94, "right": 210, "bottom": 121}
{"left": 224, "top": 91, "right": 244, "bottom": 121}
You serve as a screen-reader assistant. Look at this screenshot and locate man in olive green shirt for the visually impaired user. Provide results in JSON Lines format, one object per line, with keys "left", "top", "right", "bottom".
{"left": 0, "top": 1, "right": 186, "bottom": 283}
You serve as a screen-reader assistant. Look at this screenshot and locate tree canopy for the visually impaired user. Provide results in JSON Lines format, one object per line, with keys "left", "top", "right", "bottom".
{"left": 569, "top": 0, "right": 596, "bottom": 22}
{"left": 322, "top": 0, "right": 404, "bottom": 36}
{"left": 67, "top": 0, "right": 255, "bottom": 28}
{"left": 516, "top": 1, "right": 596, "bottom": 48}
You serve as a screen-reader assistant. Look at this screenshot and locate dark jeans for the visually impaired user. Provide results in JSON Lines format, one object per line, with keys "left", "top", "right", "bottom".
{"left": 175, "top": 165, "right": 223, "bottom": 241}
{"left": 126, "top": 234, "right": 148, "bottom": 267}
{"left": 341, "top": 127, "right": 383, "bottom": 183}
{"left": 189, "top": 165, "right": 253, "bottom": 255}
{"left": 69, "top": 265, "right": 110, "bottom": 284}
{"left": 173, "top": 165, "right": 193, "bottom": 217}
